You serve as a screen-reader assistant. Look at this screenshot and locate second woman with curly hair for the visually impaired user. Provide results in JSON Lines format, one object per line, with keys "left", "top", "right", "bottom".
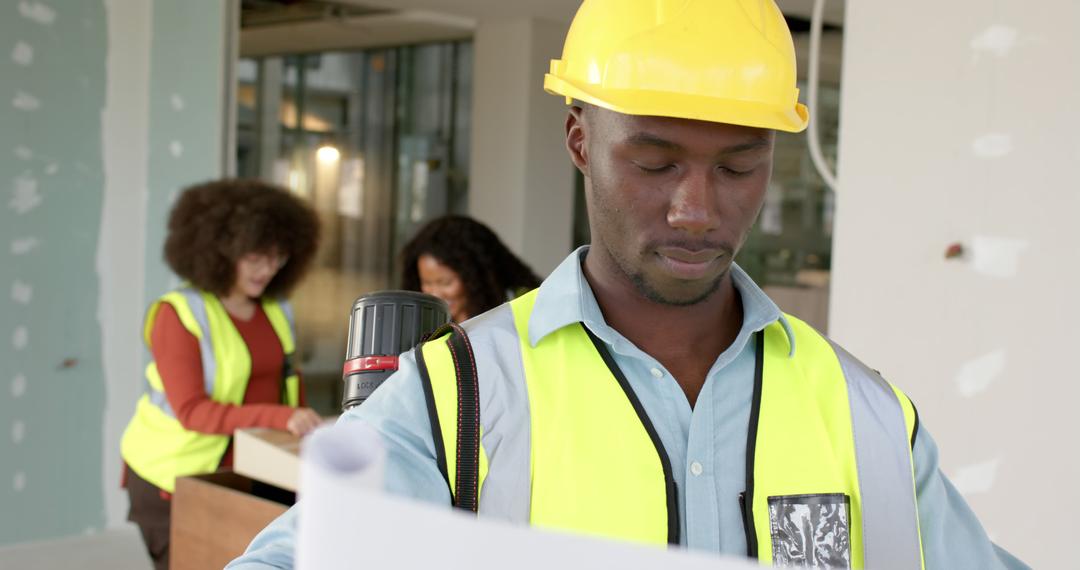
{"left": 120, "top": 179, "right": 321, "bottom": 569}
{"left": 400, "top": 215, "right": 541, "bottom": 323}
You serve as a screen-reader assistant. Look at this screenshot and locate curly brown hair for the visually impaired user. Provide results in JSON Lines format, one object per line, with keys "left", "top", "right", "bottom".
{"left": 400, "top": 216, "right": 541, "bottom": 318}
{"left": 164, "top": 179, "right": 320, "bottom": 298}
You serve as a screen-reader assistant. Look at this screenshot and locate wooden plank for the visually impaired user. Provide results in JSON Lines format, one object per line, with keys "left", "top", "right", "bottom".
{"left": 234, "top": 428, "right": 301, "bottom": 492}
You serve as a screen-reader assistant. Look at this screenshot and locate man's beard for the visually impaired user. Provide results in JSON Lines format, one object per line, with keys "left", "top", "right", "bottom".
{"left": 624, "top": 261, "right": 728, "bottom": 306}
{"left": 603, "top": 235, "right": 732, "bottom": 306}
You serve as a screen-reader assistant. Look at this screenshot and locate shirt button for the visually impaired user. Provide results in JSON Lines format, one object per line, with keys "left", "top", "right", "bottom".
{"left": 650, "top": 367, "right": 664, "bottom": 379}
{"left": 690, "top": 461, "right": 704, "bottom": 476}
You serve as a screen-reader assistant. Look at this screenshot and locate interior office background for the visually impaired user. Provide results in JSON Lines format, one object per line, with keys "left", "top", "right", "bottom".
{"left": 1, "top": 0, "right": 1073, "bottom": 568}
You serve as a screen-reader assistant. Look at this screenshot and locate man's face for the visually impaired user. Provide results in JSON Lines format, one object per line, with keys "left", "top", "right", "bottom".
{"left": 569, "top": 106, "right": 774, "bottom": 306}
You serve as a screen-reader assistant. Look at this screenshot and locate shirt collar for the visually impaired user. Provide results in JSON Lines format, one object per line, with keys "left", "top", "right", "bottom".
{"left": 529, "top": 246, "right": 796, "bottom": 357}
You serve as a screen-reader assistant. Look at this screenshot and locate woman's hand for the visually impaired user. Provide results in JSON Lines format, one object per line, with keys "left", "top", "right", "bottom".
{"left": 285, "top": 407, "right": 323, "bottom": 436}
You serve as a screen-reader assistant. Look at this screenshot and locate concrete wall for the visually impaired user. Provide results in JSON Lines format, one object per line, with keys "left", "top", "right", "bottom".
{"left": 831, "top": 1, "right": 1080, "bottom": 567}
{"left": 467, "top": 17, "right": 575, "bottom": 276}
{"left": 0, "top": 0, "right": 229, "bottom": 546}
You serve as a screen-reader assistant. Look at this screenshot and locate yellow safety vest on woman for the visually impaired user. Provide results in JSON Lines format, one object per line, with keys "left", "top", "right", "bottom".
{"left": 417, "top": 290, "right": 925, "bottom": 569}
{"left": 120, "top": 287, "right": 300, "bottom": 493}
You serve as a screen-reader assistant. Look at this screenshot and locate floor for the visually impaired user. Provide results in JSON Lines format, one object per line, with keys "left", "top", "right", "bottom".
{"left": 0, "top": 526, "right": 151, "bottom": 570}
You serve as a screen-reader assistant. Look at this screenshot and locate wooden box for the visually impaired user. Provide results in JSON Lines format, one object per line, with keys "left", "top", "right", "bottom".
{"left": 170, "top": 470, "right": 293, "bottom": 570}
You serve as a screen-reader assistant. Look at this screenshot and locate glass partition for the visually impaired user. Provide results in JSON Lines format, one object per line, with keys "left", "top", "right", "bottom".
{"left": 236, "top": 43, "right": 472, "bottom": 412}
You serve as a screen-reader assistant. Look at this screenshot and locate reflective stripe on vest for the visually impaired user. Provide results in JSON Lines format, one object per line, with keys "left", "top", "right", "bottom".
{"left": 746, "top": 317, "right": 923, "bottom": 569}
{"left": 136, "top": 289, "right": 221, "bottom": 422}
{"left": 120, "top": 287, "right": 300, "bottom": 492}
{"left": 417, "top": 289, "right": 924, "bottom": 568}
{"left": 830, "top": 340, "right": 925, "bottom": 570}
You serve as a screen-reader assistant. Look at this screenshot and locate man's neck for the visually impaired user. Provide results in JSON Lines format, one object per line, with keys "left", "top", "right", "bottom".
{"left": 582, "top": 247, "right": 744, "bottom": 407}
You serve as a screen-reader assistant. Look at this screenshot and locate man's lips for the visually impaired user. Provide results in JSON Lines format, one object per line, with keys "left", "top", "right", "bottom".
{"left": 656, "top": 246, "right": 722, "bottom": 264}
{"left": 655, "top": 246, "right": 725, "bottom": 279}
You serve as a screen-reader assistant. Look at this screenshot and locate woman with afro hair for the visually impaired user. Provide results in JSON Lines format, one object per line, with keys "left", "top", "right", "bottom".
{"left": 401, "top": 215, "right": 541, "bottom": 323}
{"left": 120, "top": 179, "right": 321, "bottom": 569}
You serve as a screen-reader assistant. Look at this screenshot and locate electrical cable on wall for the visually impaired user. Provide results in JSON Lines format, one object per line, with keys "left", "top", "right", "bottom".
{"left": 807, "top": 0, "right": 838, "bottom": 191}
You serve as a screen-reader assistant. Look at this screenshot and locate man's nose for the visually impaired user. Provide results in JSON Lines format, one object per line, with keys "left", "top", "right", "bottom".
{"left": 667, "top": 168, "right": 720, "bottom": 235}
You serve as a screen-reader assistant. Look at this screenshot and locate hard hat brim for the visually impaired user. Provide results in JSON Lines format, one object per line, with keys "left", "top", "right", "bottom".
{"left": 544, "top": 74, "right": 809, "bottom": 134}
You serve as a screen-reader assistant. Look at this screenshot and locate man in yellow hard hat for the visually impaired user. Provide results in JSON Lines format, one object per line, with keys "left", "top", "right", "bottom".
{"left": 231, "top": 1, "right": 1027, "bottom": 568}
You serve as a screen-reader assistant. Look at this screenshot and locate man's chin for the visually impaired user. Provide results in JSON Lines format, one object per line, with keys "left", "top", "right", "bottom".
{"left": 630, "top": 271, "right": 726, "bottom": 307}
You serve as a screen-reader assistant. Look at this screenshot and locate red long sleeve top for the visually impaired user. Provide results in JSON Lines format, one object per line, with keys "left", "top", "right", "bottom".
{"left": 150, "top": 302, "right": 306, "bottom": 467}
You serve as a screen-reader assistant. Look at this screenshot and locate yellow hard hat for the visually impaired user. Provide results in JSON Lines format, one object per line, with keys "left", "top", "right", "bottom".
{"left": 544, "top": 0, "right": 809, "bottom": 133}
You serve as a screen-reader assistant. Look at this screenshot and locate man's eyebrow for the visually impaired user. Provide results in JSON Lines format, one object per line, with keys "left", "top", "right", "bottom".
{"left": 625, "top": 132, "right": 683, "bottom": 151}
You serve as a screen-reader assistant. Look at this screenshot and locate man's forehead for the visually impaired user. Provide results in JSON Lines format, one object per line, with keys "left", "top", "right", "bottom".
{"left": 583, "top": 105, "right": 773, "bottom": 150}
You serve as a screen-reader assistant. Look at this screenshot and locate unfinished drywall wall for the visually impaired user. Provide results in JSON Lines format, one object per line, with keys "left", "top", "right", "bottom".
{"left": 831, "top": 1, "right": 1079, "bottom": 567}
{"left": 142, "top": 0, "right": 231, "bottom": 300}
{"left": 1, "top": 0, "right": 109, "bottom": 544}
{"left": 0, "top": 0, "right": 229, "bottom": 546}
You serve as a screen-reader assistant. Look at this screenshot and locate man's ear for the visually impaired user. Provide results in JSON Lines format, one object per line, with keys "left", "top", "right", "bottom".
{"left": 565, "top": 106, "right": 588, "bottom": 176}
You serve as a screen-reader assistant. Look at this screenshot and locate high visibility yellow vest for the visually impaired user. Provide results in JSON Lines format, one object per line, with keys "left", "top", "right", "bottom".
{"left": 417, "top": 290, "right": 925, "bottom": 569}
{"left": 120, "top": 287, "right": 300, "bottom": 493}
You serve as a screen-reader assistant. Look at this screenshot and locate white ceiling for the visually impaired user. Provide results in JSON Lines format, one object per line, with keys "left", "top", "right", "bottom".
{"left": 336, "top": 0, "right": 845, "bottom": 26}
{"left": 242, "top": 0, "right": 845, "bottom": 58}
{"left": 241, "top": 10, "right": 474, "bottom": 57}
{"left": 335, "top": 0, "right": 581, "bottom": 23}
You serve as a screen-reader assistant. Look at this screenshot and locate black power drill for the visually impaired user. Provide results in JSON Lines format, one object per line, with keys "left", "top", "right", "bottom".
{"left": 341, "top": 290, "right": 449, "bottom": 411}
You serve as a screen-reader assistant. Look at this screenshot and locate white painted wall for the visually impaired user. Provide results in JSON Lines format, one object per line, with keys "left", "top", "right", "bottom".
{"left": 830, "top": 2, "right": 1080, "bottom": 567}
{"left": 98, "top": 0, "right": 151, "bottom": 529}
{"left": 467, "top": 17, "right": 575, "bottom": 276}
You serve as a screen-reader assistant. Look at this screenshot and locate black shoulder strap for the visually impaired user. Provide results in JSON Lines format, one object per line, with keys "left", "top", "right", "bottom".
{"left": 416, "top": 322, "right": 481, "bottom": 513}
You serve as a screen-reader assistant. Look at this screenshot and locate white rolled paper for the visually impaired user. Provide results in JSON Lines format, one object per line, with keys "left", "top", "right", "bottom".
{"left": 296, "top": 421, "right": 386, "bottom": 570}
{"left": 294, "top": 421, "right": 756, "bottom": 570}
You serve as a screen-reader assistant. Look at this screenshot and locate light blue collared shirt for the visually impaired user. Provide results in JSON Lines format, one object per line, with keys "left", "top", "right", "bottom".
{"left": 229, "top": 247, "right": 1027, "bottom": 569}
